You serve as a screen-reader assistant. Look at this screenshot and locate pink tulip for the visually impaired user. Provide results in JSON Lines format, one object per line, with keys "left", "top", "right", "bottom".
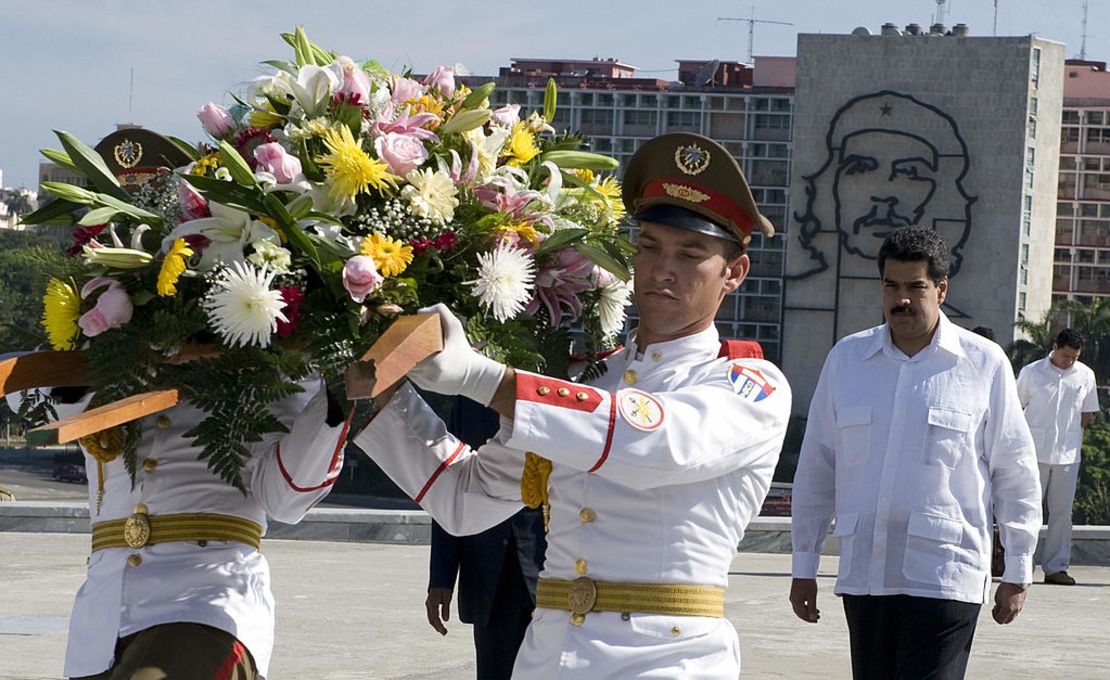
{"left": 178, "top": 181, "right": 211, "bottom": 222}
{"left": 342, "top": 256, "right": 384, "bottom": 303}
{"left": 374, "top": 133, "right": 428, "bottom": 177}
{"left": 77, "top": 277, "right": 133, "bottom": 337}
{"left": 423, "top": 66, "right": 456, "bottom": 98}
{"left": 253, "top": 142, "right": 303, "bottom": 184}
{"left": 197, "top": 102, "right": 235, "bottom": 138}
{"left": 335, "top": 56, "right": 372, "bottom": 104}
{"left": 491, "top": 104, "right": 521, "bottom": 127}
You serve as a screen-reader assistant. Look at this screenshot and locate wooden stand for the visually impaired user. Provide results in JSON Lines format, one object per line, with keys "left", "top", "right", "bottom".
{"left": 3, "top": 314, "right": 444, "bottom": 444}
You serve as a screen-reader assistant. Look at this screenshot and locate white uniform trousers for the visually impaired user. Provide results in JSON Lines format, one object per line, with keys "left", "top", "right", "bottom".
{"left": 1038, "top": 460, "right": 1081, "bottom": 575}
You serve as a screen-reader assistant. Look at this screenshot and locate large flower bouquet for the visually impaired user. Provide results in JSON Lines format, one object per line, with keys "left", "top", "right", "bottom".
{"left": 22, "top": 28, "right": 633, "bottom": 490}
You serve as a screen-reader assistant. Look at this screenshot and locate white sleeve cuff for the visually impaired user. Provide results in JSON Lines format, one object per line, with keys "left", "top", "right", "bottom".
{"left": 792, "top": 552, "right": 821, "bottom": 579}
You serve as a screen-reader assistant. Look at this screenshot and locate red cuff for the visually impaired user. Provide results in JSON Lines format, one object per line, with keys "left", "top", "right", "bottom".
{"left": 516, "top": 372, "right": 603, "bottom": 412}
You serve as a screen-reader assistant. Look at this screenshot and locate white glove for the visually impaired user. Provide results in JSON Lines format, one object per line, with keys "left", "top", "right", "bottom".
{"left": 407, "top": 304, "right": 507, "bottom": 406}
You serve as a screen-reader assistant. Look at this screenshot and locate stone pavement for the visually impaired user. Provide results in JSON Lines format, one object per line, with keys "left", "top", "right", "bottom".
{"left": 2, "top": 532, "right": 1108, "bottom": 679}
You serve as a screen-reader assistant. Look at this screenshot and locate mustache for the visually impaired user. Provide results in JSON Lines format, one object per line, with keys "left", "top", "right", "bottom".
{"left": 889, "top": 305, "right": 915, "bottom": 315}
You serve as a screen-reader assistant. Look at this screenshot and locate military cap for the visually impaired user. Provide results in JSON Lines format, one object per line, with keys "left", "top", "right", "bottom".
{"left": 621, "top": 132, "right": 774, "bottom": 245}
{"left": 93, "top": 128, "right": 194, "bottom": 187}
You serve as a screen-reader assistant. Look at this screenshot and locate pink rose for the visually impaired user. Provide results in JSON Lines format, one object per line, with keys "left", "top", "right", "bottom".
{"left": 423, "top": 66, "right": 456, "bottom": 98}
{"left": 77, "top": 277, "right": 133, "bottom": 337}
{"left": 335, "top": 56, "right": 372, "bottom": 104}
{"left": 342, "top": 256, "right": 384, "bottom": 303}
{"left": 391, "top": 76, "right": 424, "bottom": 104}
{"left": 374, "top": 133, "right": 428, "bottom": 177}
{"left": 197, "top": 102, "right": 235, "bottom": 138}
{"left": 491, "top": 104, "right": 521, "bottom": 127}
{"left": 253, "top": 142, "right": 303, "bottom": 184}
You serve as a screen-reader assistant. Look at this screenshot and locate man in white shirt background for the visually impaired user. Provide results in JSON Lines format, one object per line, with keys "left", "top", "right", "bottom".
{"left": 1016, "top": 328, "right": 1101, "bottom": 586}
{"left": 789, "top": 226, "right": 1042, "bottom": 680}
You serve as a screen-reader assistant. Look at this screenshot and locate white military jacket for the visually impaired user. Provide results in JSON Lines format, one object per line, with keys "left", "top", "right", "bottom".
{"left": 54, "top": 377, "right": 348, "bottom": 678}
{"left": 791, "top": 315, "right": 1042, "bottom": 604}
{"left": 1016, "top": 356, "right": 1100, "bottom": 465}
{"left": 356, "top": 325, "right": 791, "bottom": 679}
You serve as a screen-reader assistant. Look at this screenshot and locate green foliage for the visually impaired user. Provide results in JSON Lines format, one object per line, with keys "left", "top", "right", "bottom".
{"left": 1076, "top": 420, "right": 1110, "bottom": 525}
{"left": 0, "top": 230, "right": 66, "bottom": 353}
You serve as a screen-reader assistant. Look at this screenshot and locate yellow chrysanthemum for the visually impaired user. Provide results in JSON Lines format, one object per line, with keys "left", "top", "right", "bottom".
{"left": 405, "top": 95, "right": 445, "bottom": 122}
{"left": 597, "top": 175, "right": 626, "bottom": 222}
{"left": 360, "top": 232, "right": 414, "bottom": 277}
{"left": 43, "top": 278, "right": 81, "bottom": 350}
{"left": 190, "top": 153, "right": 220, "bottom": 176}
{"left": 317, "top": 126, "right": 400, "bottom": 204}
{"left": 157, "top": 239, "right": 194, "bottom": 297}
{"left": 502, "top": 122, "right": 539, "bottom": 167}
{"left": 574, "top": 168, "right": 596, "bottom": 184}
{"left": 497, "top": 222, "right": 540, "bottom": 246}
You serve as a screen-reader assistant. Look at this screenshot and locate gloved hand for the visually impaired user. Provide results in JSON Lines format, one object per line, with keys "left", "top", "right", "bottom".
{"left": 407, "top": 304, "right": 507, "bottom": 406}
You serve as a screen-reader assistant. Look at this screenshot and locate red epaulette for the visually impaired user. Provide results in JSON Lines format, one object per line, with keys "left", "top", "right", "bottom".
{"left": 719, "top": 339, "right": 763, "bottom": 360}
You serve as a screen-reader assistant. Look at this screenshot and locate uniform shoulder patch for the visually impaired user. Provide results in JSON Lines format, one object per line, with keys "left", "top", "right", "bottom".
{"left": 728, "top": 362, "right": 776, "bottom": 402}
{"left": 616, "top": 388, "right": 665, "bottom": 431}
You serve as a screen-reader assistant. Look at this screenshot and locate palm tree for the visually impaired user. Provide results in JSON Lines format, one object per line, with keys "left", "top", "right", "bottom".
{"left": 1007, "top": 311, "right": 1055, "bottom": 376}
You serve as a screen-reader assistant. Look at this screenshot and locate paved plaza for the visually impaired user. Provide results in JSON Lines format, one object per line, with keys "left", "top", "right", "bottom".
{"left": 1, "top": 532, "right": 1108, "bottom": 679}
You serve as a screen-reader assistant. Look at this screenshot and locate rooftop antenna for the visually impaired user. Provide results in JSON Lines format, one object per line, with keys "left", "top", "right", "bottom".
{"left": 934, "top": 0, "right": 948, "bottom": 26}
{"left": 128, "top": 66, "right": 134, "bottom": 117}
{"left": 717, "top": 5, "right": 794, "bottom": 63}
{"left": 1080, "top": 0, "right": 1090, "bottom": 60}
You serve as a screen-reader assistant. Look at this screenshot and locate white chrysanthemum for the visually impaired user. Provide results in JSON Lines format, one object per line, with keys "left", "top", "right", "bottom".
{"left": 203, "top": 261, "right": 288, "bottom": 348}
{"left": 401, "top": 168, "right": 459, "bottom": 225}
{"left": 468, "top": 244, "right": 536, "bottom": 322}
{"left": 598, "top": 278, "right": 633, "bottom": 337}
{"left": 247, "top": 240, "right": 292, "bottom": 274}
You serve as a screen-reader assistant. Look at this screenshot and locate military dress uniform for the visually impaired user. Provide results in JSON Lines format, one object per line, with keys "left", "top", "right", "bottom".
{"left": 356, "top": 325, "right": 790, "bottom": 678}
{"left": 50, "top": 377, "right": 349, "bottom": 678}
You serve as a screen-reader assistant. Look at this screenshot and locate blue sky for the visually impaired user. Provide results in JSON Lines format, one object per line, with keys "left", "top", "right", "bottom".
{"left": 2, "top": 0, "right": 1105, "bottom": 189}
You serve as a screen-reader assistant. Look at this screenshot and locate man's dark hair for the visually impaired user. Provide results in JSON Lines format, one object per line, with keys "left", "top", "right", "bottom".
{"left": 971, "top": 326, "right": 997, "bottom": 343}
{"left": 1055, "top": 327, "right": 1084, "bottom": 350}
{"left": 877, "top": 226, "right": 951, "bottom": 283}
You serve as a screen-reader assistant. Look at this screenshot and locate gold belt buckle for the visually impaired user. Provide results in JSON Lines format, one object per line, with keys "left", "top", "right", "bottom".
{"left": 567, "top": 576, "right": 597, "bottom": 616}
{"left": 123, "top": 504, "right": 151, "bottom": 549}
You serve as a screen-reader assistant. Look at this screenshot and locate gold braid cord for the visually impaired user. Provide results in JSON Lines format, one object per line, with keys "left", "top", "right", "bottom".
{"left": 520, "top": 451, "right": 552, "bottom": 532}
{"left": 78, "top": 425, "right": 126, "bottom": 517}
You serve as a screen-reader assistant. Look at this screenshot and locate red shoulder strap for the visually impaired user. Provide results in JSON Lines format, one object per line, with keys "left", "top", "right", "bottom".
{"left": 719, "top": 339, "right": 763, "bottom": 360}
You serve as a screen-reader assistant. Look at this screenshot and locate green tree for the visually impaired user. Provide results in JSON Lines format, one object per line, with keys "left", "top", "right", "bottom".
{"left": 1075, "top": 420, "right": 1110, "bottom": 525}
{"left": 0, "top": 230, "right": 62, "bottom": 354}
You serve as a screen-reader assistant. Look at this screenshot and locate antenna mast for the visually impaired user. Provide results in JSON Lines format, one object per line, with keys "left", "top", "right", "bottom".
{"left": 717, "top": 5, "right": 793, "bottom": 63}
{"left": 1080, "top": 0, "right": 1090, "bottom": 60}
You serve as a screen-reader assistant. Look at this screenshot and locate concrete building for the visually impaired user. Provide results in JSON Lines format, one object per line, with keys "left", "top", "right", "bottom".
{"left": 477, "top": 57, "right": 796, "bottom": 359}
{"left": 1056, "top": 59, "right": 1110, "bottom": 302}
{"left": 781, "top": 28, "right": 1064, "bottom": 413}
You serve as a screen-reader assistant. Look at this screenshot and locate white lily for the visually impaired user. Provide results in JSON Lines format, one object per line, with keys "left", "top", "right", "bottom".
{"left": 289, "top": 64, "right": 340, "bottom": 118}
{"left": 161, "top": 202, "right": 280, "bottom": 272}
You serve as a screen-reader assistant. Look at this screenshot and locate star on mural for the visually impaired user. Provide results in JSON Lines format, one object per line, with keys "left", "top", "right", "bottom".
{"left": 879, "top": 102, "right": 893, "bottom": 116}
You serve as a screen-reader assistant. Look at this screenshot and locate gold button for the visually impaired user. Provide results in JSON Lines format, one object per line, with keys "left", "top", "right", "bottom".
{"left": 557, "top": 387, "right": 570, "bottom": 397}
{"left": 579, "top": 507, "right": 596, "bottom": 523}
{"left": 537, "top": 386, "right": 551, "bottom": 396}
{"left": 133, "top": 503, "right": 148, "bottom": 515}
{"left": 671, "top": 625, "right": 681, "bottom": 637}
{"left": 127, "top": 554, "right": 142, "bottom": 567}
{"left": 651, "top": 351, "right": 663, "bottom": 361}
{"left": 575, "top": 559, "right": 588, "bottom": 575}
{"left": 623, "top": 369, "right": 638, "bottom": 385}
{"left": 142, "top": 458, "right": 158, "bottom": 472}
{"left": 570, "top": 613, "right": 586, "bottom": 626}
{"left": 576, "top": 391, "right": 589, "bottom": 401}
{"left": 156, "top": 415, "right": 171, "bottom": 429}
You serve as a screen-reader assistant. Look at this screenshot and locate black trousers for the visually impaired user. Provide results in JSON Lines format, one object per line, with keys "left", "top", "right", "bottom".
{"left": 472, "top": 542, "right": 534, "bottom": 680}
{"left": 842, "top": 594, "right": 981, "bottom": 680}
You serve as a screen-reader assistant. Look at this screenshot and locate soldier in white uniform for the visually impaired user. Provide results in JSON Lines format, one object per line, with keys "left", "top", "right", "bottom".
{"left": 33, "top": 379, "right": 350, "bottom": 680}
{"left": 352, "top": 132, "right": 792, "bottom": 678}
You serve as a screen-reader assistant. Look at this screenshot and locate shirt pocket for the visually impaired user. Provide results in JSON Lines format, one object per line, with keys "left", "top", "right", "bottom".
{"left": 835, "top": 406, "right": 872, "bottom": 466}
{"left": 925, "top": 407, "right": 975, "bottom": 468}
{"left": 628, "top": 612, "right": 724, "bottom": 642}
{"left": 902, "top": 510, "right": 964, "bottom": 586}
{"left": 832, "top": 512, "right": 859, "bottom": 578}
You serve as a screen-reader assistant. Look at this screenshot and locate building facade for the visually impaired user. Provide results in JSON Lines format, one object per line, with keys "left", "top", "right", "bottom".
{"left": 476, "top": 57, "right": 795, "bottom": 360}
{"left": 1056, "top": 59, "right": 1110, "bottom": 303}
{"left": 782, "top": 31, "right": 1064, "bottom": 412}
